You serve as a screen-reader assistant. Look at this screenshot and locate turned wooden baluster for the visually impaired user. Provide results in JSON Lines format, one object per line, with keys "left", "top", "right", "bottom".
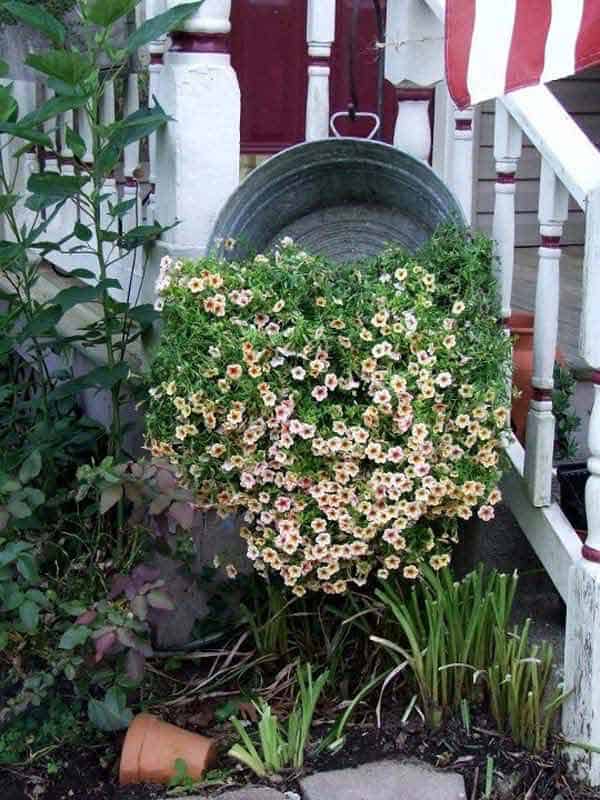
{"left": 305, "top": 0, "right": 336, "bottom": 141}
{"left": 492, "top": 103, "right": 522, "bottom": 323}
{"left": 580, "top": 192, "right": 600, "bottom": 559}
{"left": 147, "top": 0, "right": 167, "bottom": 186}
{"left": 451, "top": 107, "right": 474, "bottom": 224}
{"left": 523, "top": 158, "right": 569, "bottom": 506}
{"left": 491, "top": 104, "right": 522, "bottom": 433}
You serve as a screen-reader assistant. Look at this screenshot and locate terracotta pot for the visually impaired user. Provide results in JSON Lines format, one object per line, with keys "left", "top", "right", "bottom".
{"left": 119, "top": 713, "right": 217, "bottom": 786}
{"left": 509, "top": 311, "right": 535, "bottom": 444}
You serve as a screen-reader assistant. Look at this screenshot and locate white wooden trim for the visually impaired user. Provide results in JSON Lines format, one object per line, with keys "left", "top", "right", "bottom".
{"left": 502, "top": 438, "right": 580, "bottom": 602}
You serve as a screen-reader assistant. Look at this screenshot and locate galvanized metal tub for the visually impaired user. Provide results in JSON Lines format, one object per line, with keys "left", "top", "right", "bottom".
{"left": 208, "top": 138, "right": 464, "bottom": 262}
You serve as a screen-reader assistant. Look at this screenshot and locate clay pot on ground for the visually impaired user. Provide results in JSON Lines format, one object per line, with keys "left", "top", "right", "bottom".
{"left": 119, "top": 713, "right": 217, "bottom": 785}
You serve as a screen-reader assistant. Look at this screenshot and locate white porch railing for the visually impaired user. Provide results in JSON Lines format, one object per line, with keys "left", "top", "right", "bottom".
{"left": 422, "top": 0, "right": 600, "bottom": 783}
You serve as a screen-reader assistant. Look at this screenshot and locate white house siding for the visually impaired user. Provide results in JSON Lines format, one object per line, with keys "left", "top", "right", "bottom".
{"left": 475, "top": 67, "right": 600, "bottom": 247}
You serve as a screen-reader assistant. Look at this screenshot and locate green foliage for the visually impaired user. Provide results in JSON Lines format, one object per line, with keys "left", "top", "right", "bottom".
{"left": 147, "top": 228, "right": 512, "bottom": 595}
{"left": 228, "top": 663, "right": 329, "bottom": 776}
{"left": 486, "top": 618, "right": 569, "bottom": 752}
{"left": 553, "top": 362, "right": 580, "bottom": 461}
{"left": 0, "top": 695, "right": 85, "bottom": 766}
{"left": 87, "top": 686, "right": 133, "bottom": 731}
{"left": 0, "top": 0, "right": 77, "bottom": 26}
{"left": 372, "top": 566, "right": 518, "bottom": 727}
{"left": 371, "top": 566, "right": 566, "bottom": 752}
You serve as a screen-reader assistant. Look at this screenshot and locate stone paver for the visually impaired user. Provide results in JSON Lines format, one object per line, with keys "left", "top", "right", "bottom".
{"left": 299, "top": 759, "right": 466, "bottom": 800}
{"left": 186, "top": 789, "right": 285, "bottom": 800}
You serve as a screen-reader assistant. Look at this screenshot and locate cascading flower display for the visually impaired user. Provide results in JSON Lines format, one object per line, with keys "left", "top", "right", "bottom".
{"left": 146, "top": 226, "right": 512, "bottom": 595}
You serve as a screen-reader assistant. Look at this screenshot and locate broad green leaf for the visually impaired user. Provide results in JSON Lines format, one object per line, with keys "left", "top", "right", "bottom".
{"left": 0, "top": 60, "right": 8, "bottom": 78}
{"left": 59, "top": 625, "right": 90, "bottom": 650}
{"left": 66, "top": 126, "right": 86, "bottom": 160}
{"left": 0, "top": 540, "right": 30, "bottom": 566}
{"left": 19, "top": 599, "right": 39, "bottom": 632}
{"left": 85, "top": 0, "right": 140, "bottom": 26}
{"left": 120, "top": 223, "right": 164, "bottom": 250}
{"left": 0, "top": 122, "right": 50, "bottom": 147}
{"left": 108, "top": 198, "right": 137, "bottom": 218}
{"left": 49, "top": 362, "right": 129, "bottom": 400}
{"left": 108, "top": 101, "right": 171, "bottom": 149}
{"left": 7, "top": 498, "right": 32, "bottom": 519}
{"left": 87, "top": 687, "right": 133, "bottom": 732}
{"left": 28, "top": 172, "right": 89, "bottom": 200}
{"left": 18, "top": 450, "right": 42, "bottom": 483}
{"left": 2, "top": 2, "right": 66, "bottom": 46}
{"left": 25, "top": 51, "right": 94, "bottom": 87}
{"left": 0, "top": 194, "right": 18, "bottom": 215}
{"left": 18, "top": 305, "right": 63, "bottom": 339}
{"left": 95, "top": 143, "right": 120, "bottom": 176}
{"left": 20, "top": 94, "right": 88, "bottom": 127}
{"left": 127, "top": 304, "right": 160, "bottom": 328}
{"left": 0, "top": 240, "right": 25, "bottom": 267}
{"left": 0, "top": 85, "right": 18, "bottom": 124}
{"left": 100, "top": 484, "right": 122, "bottom": 514}
{"left": 0, "top": 630, "right": 8, "bottom": 650}
{"left": 22, "top": 488, "right": 45, "bottom": 508}
{"left": 126, "top": 1, "right": 203, "bottom": 53}
{"left": 69, "top": 268, "right": 96, "bottom": 280}
{"left": 17, "top": 554, "right": 40, "bottom": 584}
{"left": 146, "top": 589, "right": 175, "bottom": 611}
{"left": 52, "top": 284, "right": 101, "bottom": 311}
{"left": 26, "top": 172, "right": 89, "bottom": 211}
{"left": 74, "top": 222, "right": 93, "bottom": 242}
{"left": 25, "top": 589, "right": 50, "bottom": 607}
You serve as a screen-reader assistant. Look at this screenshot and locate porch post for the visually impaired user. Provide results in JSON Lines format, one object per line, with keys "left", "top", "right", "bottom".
{"left": 523, "top": 159, "right": 568, "bottom": 506}
{"left": 563, "top": 190, "right": 600, "bottom": 784}
{"left": 305, "top": 0, "right": 336, "bottom": 141}
{"left": 154, "top": 0, "right": 241, "bottom": 259}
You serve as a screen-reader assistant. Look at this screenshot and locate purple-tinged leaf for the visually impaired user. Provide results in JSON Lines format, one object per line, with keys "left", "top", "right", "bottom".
{"left": 108, "top": 574, "right": 130, "bottom": 600}
{"left": 169, "top": 501, "right": 194, "bottom": 530}
{"left": 131, "top": 564, "right": 161, "bottom": 592}
{"left": 125, "top": 649, "right": 145, "bottom": 684}
{"left": 131, "top": 594, "right": 148, "bottom": 621}
{"left": 76, "top": 609, "right": 97, "bottom": 626}
{"left": 146, "top": 589, "right": 175, "bottom": 611}
{"left": 94, "top": 630, "right": 118, "bottom": 662}
{"left": 149, "top": 494, "right": 171, "bottom": 515}
{"left": 156, "top": 468, "right": 177, "bottom": 493}
{"left": 116, "top": 627, "right": 136, "bottom": 648}
{"left": 100, "top": 484, "right": 123, "bottom": 515}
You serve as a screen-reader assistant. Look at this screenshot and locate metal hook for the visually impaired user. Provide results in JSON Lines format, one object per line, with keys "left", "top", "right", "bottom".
{"left": 329, "top": 111, "right": 381, "bottom": 140}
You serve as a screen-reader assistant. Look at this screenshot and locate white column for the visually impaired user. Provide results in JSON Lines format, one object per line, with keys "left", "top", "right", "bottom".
{"left": 123, "top": 73, "right": 141, "bottom": 179}
{"left": 305, "top": 0, "right": 336, "bottom": 141}
{"left": 523, "top": 159, "right": 569, "bottom": 506}
{"left": 393, "top": 91, "right": 432, "bottom": 161}
{"left": 492, "top": 102, "right": 522, "bottom": 322}
{"left": 563, "top": 192, "right": 600, "bottom": 786}
{"left": 147, "top": 0, "right": 167, "bottom": 185}
{"left": 451, "top": 107, "right": 475, "bottom": 224}
{"left": 155, "top": 0, "right": 240, "bottom": 259}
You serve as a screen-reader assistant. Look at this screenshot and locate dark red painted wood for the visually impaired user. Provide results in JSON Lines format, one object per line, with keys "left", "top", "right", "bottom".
{"left": 330, "top": 0, "right": 397, "bottom": 143}
{"left": 231, "top": 0, "right": 434, "bottom": 155}
{"left": 231, "top": 0, "right": 308, "bottom": 154}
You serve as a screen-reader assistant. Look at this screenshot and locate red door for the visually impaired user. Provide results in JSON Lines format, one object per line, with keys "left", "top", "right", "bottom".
{"left": 231, "top": 0, "right": 433, "bottom": 155}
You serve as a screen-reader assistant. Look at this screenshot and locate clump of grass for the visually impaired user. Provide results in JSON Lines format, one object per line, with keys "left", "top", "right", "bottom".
{"left": 486, "top": 619, "right": 569, "bottom": 752}
{"left": 372, "top": 566, "right": 518, "bottom": 727}
{"left": 227, "top": 663, "right": 328, "bottom": 776}
{"left": 370, "top": 566, "right": 568, "bottom": 752}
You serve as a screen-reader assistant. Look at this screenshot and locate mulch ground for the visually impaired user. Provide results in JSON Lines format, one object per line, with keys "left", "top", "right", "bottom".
{"left": 2, "top": 704, "right": 600, "bottom": 800}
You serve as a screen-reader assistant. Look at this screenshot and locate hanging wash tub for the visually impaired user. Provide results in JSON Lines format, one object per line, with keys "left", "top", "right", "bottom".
{"left": 208, "top": 138, "right": 465, "bottom": 262}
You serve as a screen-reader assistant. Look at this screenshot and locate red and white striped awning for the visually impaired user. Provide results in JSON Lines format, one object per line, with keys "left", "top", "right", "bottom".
{"left": 446, "top": 0, "right": 600, "bottom": 109}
